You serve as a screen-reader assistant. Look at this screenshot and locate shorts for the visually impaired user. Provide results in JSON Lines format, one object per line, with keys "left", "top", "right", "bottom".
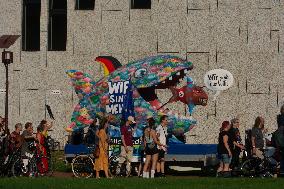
{"left": 145, "top": 146, "right": 158, "bottom": 155}
{"left": 219, "top": 154, "right": 232, "bottom": 164}
{"left": 158, "top": 149, "right": 165, "bottom": 160}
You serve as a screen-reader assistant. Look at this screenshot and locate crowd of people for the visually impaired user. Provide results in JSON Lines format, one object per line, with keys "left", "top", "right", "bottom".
{"left": 82, "top": 114, "right": 169, "bottom": 179}
{"left": 89, "top": 104, "right": 284, "bottom": 179}
{"left": 217, "top": 105, "right": 284, "bottom": 177}
{"left": 1, "top": 104, "right": 283, "bottom": 178}
{"left": 0, "top": 117, "right": 53, "bottom": 176}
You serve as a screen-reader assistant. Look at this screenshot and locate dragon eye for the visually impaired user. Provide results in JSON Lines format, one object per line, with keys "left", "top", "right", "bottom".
{"left": 134, "top": 68, "right": 147, "bottom": 78}
{"left": 179, "top": 91, "right": 184, "bottom": 98}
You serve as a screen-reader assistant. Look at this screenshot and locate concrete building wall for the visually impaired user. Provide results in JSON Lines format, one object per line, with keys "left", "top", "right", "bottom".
{"left": 0, "top": 0, "right": 283, "bottom": 147}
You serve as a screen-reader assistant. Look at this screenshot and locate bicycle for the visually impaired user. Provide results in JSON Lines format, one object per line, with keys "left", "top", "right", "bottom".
{"left": 0, "top": 148, "right": 21, "bottom": 177}
{"left": 108, "top": 145, "right": 132, "bottom": 177}
{"left": 240, "top": 147, "right": 279, "bottom": 177}
{"left": 71, "top": 146, "right": 95, "bottom": 178}
{"left": 71, "top": 144, "right": 133, "bottom": 178}
{"left": 12, "top": 141, "right": 54, "bottom": 177}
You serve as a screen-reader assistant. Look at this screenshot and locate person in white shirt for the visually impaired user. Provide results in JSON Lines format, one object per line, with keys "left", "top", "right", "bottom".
{"left": 156, "top": 115, "right": 168, "bottom": 177}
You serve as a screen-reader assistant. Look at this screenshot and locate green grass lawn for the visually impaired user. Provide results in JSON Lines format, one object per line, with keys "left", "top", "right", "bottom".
{"left": 9, "top": 151, "right": 281, "bottom": 189}
{"left": 0, "top": 177, "right": 284, "bottom": 189}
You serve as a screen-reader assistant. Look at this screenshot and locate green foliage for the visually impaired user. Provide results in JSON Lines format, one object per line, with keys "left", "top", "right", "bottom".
{"left": 51, "top": 151, "right": 72, "bottom": 172}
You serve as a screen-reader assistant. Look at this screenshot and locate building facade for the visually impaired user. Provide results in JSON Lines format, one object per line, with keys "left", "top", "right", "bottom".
{"left": 0, "top": 0, "right": 283, "bottom": 147}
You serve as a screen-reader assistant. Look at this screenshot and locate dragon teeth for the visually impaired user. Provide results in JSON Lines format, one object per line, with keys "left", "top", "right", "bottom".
{"left": 169, "top": 76, "right": 173, "bottom": 80}
{"left": 176, "top": 72, "right": 180, "bottom": 76}
{"left": 184, "top": 69, "right": 188, "bottom": 73}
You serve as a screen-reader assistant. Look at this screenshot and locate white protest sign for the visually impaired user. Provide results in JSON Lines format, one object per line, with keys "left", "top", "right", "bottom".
{"left": 204, "top": 69, "right": 234, "bottom": 101}
{"left": 106, "top": 81, "right": 130, "bottom": 114}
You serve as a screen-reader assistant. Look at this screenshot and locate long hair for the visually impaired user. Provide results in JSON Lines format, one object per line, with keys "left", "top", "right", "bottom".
{"left": 90, "top": 118, "right": 98, "bottom": 128}
{"left": 38, "top": 120, "right": 47, "bottom": 131}
{"left": 147, "top": 117, "right": 155, "bottom": 129}
{"left": 99, "top": 118, "right": 108, "bottom": 130}
{"left": 253, "top": 116, "right": 264, "bottom": 129}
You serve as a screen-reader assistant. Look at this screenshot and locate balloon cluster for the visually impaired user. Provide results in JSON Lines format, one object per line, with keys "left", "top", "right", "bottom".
{"left": 66, "top": 70, "right": 96, "bottom": 132}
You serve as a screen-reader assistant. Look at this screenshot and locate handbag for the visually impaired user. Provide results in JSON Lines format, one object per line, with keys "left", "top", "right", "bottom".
{"left": 94, "top": 145, "right": 100, "bottom": 158}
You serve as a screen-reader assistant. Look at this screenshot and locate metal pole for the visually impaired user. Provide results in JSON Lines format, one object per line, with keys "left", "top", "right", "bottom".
{"left": 4, "top": 63, "right": 9, "bottom": 135}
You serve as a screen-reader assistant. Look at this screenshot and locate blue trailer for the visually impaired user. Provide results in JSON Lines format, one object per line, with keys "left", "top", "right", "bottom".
{"left": 64, "top": 142, "right": 219, "bottom": 173}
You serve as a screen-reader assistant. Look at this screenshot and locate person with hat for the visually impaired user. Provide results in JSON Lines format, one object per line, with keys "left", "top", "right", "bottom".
{"left": 118, "top": 116, "right": 136, "bottom": 176}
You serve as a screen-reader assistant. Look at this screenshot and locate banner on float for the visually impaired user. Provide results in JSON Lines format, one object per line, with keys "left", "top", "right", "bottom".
{"left": 106, "top": 81, "right": 130, "bottom": 115}
{"left": 109, "top": 137, "right": 142, "bottom": 162}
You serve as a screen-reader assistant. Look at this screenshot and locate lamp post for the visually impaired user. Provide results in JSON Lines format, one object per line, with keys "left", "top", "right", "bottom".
{"left": 2, "top": 50, "right": 13, "bottom": 135}
{"left": 0, "top": 35, "right": 20, "bottom": 135}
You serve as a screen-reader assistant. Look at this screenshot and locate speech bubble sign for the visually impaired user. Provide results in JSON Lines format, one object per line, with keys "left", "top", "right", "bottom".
{"left": 204, "top": 69, "right": 234, "bottom": 101}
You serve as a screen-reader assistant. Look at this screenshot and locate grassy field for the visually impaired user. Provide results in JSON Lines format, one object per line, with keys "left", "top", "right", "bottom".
{"left": 0, "top": 177, "right": 284, "bottom": 189}
{"left": 4, "top": 151, "right": 281, "bottom": 189}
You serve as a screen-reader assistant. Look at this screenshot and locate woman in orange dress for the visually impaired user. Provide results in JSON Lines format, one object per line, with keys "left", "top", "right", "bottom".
{"left": 94, "top": 118, "right": 110, "bottom": 178}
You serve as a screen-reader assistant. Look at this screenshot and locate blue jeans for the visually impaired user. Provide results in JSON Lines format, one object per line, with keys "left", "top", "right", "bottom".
{"left": 219, "top": 154, "right": 232, "bottom": 164}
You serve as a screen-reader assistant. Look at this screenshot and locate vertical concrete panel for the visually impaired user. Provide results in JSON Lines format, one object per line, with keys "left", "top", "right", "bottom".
{"left": 247, "top": 10, "right": 271, "bottom": 53}
{"left": 0, "top": 0, "right": 21, "bottom": 34}
{"left": 8, "top": 70, "right": 21, "bottom": 129}
{"left": 187, "top": 10, "right": 211, "bottom": 52}
{"left": 212, "top": 9, "right": 241, "bottom": 52}
{"left": 158, "top": 23, "right": 182, "bottom": 53}
{"left": 155, "top": 0, "right": 187, "bottom": 24}
{"left": 126, "top": 11, "right": 156, "bottom": 55}
{"left": 20, "top": 90, "right": 45, "bottom": 125}
{"left": 100, "top": 11, "right": 127, "bottom": 56}
{"left": 245, "top": 53, "right": 272, "bottom": 94}
{"left": 45, "top": 90, "right": 73, "bottom": 144}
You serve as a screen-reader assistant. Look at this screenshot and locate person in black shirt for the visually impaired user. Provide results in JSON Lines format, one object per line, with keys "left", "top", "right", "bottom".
{"left": 217, "top": 121, "right": 232, "bottom": 177}
{"left": 229, "top": 118, "right": 245, "bottom": 170}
